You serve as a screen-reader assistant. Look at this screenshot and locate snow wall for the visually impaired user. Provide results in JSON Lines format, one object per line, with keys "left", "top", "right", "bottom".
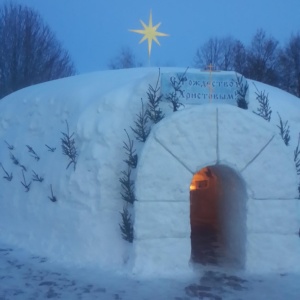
{"left": 0, "top": 67, "right": 299, "bottom": 277}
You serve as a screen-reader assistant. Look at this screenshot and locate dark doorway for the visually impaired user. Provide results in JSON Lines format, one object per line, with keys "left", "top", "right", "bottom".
{"left": 190, "top": 165, "right": 247, "bottom": 268}
{"left": 190, "top": 167, "right": 220, "bottom": 265}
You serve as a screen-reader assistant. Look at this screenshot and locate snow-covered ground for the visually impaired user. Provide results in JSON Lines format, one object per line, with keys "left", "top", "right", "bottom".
{"left": 1, "top": 240, "right": 300, "bottom": 300}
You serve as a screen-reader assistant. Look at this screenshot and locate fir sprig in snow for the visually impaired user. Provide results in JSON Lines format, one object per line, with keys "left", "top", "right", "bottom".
{"left": 0, "top": 163, "right": 12, "bottom": 181}
{"left": 119, "top": 206, "right": 134, "bottom": 243}
{"left": 61, "top": 120, "right": 78, "bottom": 170}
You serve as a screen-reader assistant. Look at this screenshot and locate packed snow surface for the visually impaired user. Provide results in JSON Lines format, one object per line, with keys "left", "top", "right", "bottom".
{"left": 1, "top": 240, "right": 300, "bottom": 300}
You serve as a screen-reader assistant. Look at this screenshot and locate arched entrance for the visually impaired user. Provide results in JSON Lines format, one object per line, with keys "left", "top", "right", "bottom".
{"left": 190, "top": 165, "right": 247, "bottom": 268}
{"left": 133, "top": 104, "right": 299, "bottom": 276}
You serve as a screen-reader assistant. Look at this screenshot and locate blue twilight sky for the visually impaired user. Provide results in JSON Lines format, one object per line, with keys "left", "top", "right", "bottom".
{"left": 3, "top": 0, "right": 300, "bottom": 74}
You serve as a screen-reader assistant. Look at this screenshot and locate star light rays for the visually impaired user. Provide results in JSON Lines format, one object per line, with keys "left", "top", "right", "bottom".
{"left": 129, "top": 10, "right": 169, "bottom": 58}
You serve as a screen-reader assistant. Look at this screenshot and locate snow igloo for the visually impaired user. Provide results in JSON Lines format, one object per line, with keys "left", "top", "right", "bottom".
{"left": 0, "top": 68, "right": 299, "bottom": 277}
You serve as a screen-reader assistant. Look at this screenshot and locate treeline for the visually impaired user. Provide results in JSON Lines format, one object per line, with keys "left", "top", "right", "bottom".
{"left": 1, "top": 0, "right": 298, "bottom": 101}
{"left": 194, "top": 29, "right": 300, "bottom": 98}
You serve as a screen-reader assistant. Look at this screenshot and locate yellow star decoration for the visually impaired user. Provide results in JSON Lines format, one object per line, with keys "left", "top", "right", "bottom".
{"left": 130, "top": 10, "right": 169, "bottom": 57}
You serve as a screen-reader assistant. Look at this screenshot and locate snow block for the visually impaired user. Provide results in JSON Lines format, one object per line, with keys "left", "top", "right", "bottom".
{"left": 247, "top": 199, "right": 300, "bottom": 234}
{"left": 134, "top": 201, "right": 190, "bottom": 240}
{"left": 135, "top": 134, "right": 192, "bottom": 202}
{"left": 133, "top": 237, "right": 191, "bottom": 277}
{"left": 241, "top": 135, "right": 298, "bottom": 199}
{"left": 246, "top": 233, "right": 300, "bottom": 273}
{"left": 218, "top": 105, "right": 276, "bottom": 170}
{"left": 153, "top": 105, "right": 218, "bottom": 173}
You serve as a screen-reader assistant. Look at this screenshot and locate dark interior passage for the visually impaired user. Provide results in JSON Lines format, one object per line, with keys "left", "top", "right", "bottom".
{"left": 190, "top": 165, "right": 247, "bottom": 268}
{"left": 190, "top": 167, "right": 221, "bottom": 265}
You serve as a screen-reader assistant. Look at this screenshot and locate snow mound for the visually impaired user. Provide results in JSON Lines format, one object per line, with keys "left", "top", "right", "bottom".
{"left": 0, "top": 67, "right": 299, "bottom": 276}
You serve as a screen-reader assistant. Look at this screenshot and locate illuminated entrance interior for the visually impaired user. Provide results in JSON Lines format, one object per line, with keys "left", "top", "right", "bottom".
{"left": 190, "top": 165, "right": 247, "bottom": 268}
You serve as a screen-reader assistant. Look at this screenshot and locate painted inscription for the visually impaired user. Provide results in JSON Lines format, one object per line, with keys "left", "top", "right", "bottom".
{"left": 160, "top": 71, "right": 248, "bottom": 106}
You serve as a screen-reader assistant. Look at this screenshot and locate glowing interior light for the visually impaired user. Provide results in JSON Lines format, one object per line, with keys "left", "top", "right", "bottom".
{"left": 190, "top": 183, "right": 197, "bottom": 191}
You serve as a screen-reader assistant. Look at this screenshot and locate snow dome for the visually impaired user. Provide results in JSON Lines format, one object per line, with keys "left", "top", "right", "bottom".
{"left": 0, "top": 67, "right": 299, "bottom": 277}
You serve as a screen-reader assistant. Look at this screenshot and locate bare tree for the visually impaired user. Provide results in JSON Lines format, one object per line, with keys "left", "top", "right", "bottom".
{"left": 221, "top": 37, "right": 238, "bottom": 71}
{"left": 193, "top": 37, "right": 238, "bottom": 71}
{"left": 232, "top": 40, "right": 247, "bottom": 75}
{"left": 194, "top": 37, "right": 222, "bottom": 70}
{"left": 277, "top": 33, "right": 300, "bottom": 97}
{"left": 108, "top": 47, "right": 141, "bottom": 69}
{"left": 0, "top": 3, "right": 75, "bottom": 99}
{"left": 246, "top": 29, "right": 279, "bottom": 85}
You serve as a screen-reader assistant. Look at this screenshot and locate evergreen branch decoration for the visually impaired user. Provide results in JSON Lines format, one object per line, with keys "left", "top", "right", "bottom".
{"left": 0, "top": 163, "right": 12, "bottom": 181}
{"left": 9, "top": 153, "right": 26, "bottom": 171}
{"left": 294, "top": 134, "right": 300, "bottom": 198}
{"left": 123, "top": 129, "right": 138, "bottom": 169}
{"left": 235, "top": 73, "right": 249, "bottom": 109}
{"left": 294, "top": 134, "right": 300, "bottom": 175}
{"left": 26, "top": 145, "right": 40, "bottom": 161}
{"left": 61, "top": 120, "right": 78, "bottom": 170}
{"left": 119, "top": 167, "right": 135, "bottom": 204}
{"left": 20, "top": 164, "right": 27, "bottom": 172}
{"left": 165, "top": 67, "right": 188, "bottom": 112}
{"left": 119, "top": 206, "right": 134, "bottom": 243}
{"left": 252, "top": 82, "right": 272, "bottom": 121}
{"left": 119, "top": 126, "right": 138, "bottom": 242}
{"left": 131, "top": 99, "right": 150, "bottom": 143}
{"left": 146, "top": 68, "right": 165, "bottom": 124}
{"left": 277, "top": 112, "right": 290, "bottom": 146}
{"left": 5, "top": 140, "right": 14, "bottom": 150}
{"left": 45, "top": 144, "right": 56, "bottom": 152}
{"left": 20, "top": 170, "right": 31, "bottom": 192}
{"left": 48, "top": 184, "right": 57, "bottom": 202}
{"left": 32, "top": 170, "right": 44, "bottom": 182}
{"left": 10, "top": 153, "right": 19, "bottom": 166}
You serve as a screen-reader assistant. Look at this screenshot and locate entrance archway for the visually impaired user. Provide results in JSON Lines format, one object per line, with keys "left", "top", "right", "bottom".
{"left": 190, "top": 165, "right": 247, "bottom": 268}
{"left": 133, "top": 104, "right": 299, "bottom": 276}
